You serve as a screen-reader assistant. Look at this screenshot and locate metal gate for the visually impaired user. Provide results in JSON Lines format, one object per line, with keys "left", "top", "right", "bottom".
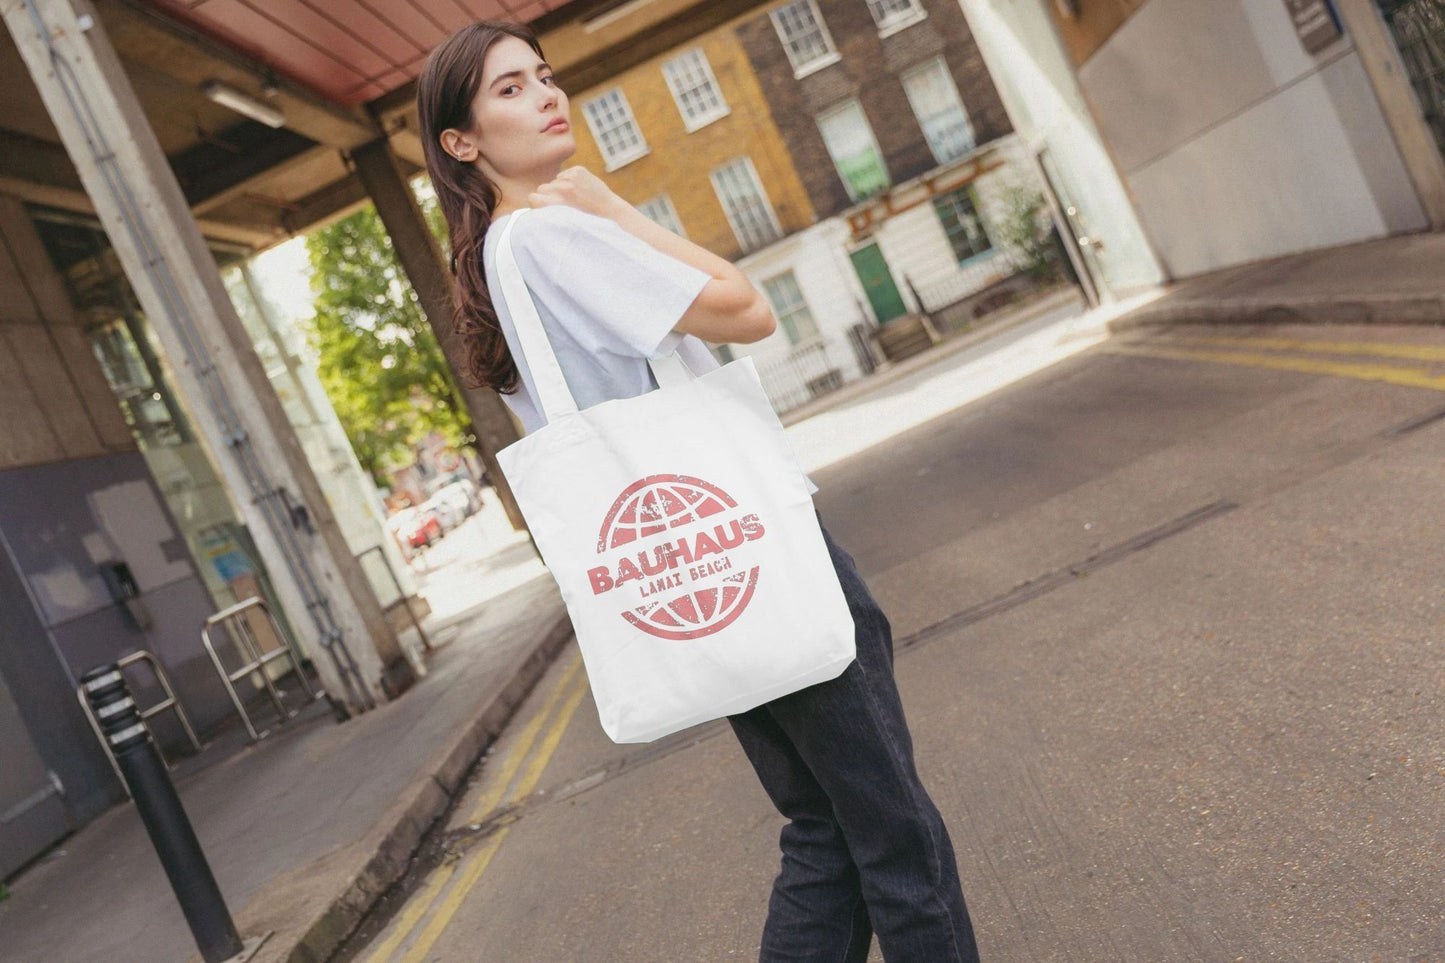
{"left": 0, "top": 672, "right": 69, "bottom": 880}
{"left": 1378, "top": 0, "right": 1445, "bottom": 157}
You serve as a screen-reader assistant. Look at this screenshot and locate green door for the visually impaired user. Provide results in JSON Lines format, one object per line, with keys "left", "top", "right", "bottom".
{"left": 849, "top": 243, "right": 908, "bottom": 324}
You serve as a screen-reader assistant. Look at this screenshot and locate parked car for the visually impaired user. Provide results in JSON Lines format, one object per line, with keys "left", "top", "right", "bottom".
{"left": 421, "top": 492, "right": 467, "bottom": 533}
{"left": 433, "top": 479, "right": 482, "bottom": 517}
{"left": 387, "top": 506, "right": 441, "bottom": 551}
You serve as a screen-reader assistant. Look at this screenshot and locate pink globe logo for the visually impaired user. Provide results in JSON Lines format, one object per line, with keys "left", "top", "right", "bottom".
{"left": 591, "top": 474, "right": 764, "bottom": 640}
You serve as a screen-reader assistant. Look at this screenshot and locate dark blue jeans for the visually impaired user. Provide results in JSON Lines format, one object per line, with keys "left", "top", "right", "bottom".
{"left": 728, "top": 521, "right": 981, "bottom": 962}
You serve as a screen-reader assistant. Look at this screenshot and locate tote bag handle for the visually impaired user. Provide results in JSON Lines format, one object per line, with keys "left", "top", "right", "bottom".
{"left": 495, "top": 210, "right": 580, "bottom": 423}
{"left": 495, "top": 209, "right": 701, "bottom": 423}
{"left": 647, "top": 352, "right": 694, "bottom": 388}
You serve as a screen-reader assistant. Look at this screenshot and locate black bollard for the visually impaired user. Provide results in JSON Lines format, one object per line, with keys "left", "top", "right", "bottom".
{"left": 81, "top": 664, "right": 246, "bottom": 963}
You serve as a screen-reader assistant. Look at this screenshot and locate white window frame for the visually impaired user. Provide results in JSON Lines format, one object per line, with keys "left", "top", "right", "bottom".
{"left": 581, "top": 88, "right": 649, "bottom": 171}
{"left": 761, "top": 271, "right": 820, "bottom": 345}
{"left": 902, "top": 57, "right": 975, "bottom": 165}
{"left": 770, "top": 0, "right": 841, "bottom": 79}
{"left": 866, "top": 0, "right": 927, "bottom": 36}
{"left": 637, "top": 193, "right": 686, "bottom": 237}
{"left": 709, "top": 156, "right": 783, "bottom": 254}
{"left": 661, "top": 48, "right": 730, "bottom": 131}
{"left": 817, "top": 99, "right": 891, "bottom": 202}
{"left": 934, "top": 184, "right": 994, "bottom": 264}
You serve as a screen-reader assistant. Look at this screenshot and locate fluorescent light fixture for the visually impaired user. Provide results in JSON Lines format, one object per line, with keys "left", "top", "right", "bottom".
{"left": 202, "top": 80, "right": 286, "bottom": 128}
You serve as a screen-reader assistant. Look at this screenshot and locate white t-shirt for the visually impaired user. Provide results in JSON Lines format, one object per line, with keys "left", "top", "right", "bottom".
{"left": 481, "top": 204, "right": 719, "bottom": 436}
{"left": 481, "top": 204, "right": 818, "bottom": 494}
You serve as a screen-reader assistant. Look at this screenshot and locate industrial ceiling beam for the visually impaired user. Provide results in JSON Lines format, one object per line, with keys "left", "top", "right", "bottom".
{"left": 0, "top": 128, "right": 85, "bottom": 196}
{"left": 383, "top": 125, "right": 427, "bottom": 172}
{"left": 101, "top": 0, "right": 381, "bottom": 149}
{"left": 0, "top": 124, "right": 317, "bottom": 248}
{"left": 172, "top": 123, "right": 319, "bottom": 207}
{"left": 278, "top": 170, "right": 375, "bottom": 237}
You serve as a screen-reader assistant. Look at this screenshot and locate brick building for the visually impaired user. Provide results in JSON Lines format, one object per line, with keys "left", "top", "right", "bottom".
{"left": 560, "top": 26, "right": 817, "bottom": 260}
{"left": 544, "top": 0, "right": 1053, "bottom": 413}
{"left": 736, "top": 0, "right": 1012, "bottom": 218}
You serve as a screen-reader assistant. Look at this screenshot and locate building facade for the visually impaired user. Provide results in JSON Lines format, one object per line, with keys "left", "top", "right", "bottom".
{"left": 0, "top": 194, "right": 211, "bottom": 859}
{"left": 543, "top": 0, "right": 1054, "bottom": 413}
{"left": 959, "top": 0, "right": 1445, "bottom": 290}
{"left": 732, "top": 0, "right": 1039, "bottom": 409}
{"left": 0, "top": 191, "right": 430, "bottom": 879}
{"left": 565, "top": 26, "right": 818, "bottom": 258}
{"left": 737, "top": 0, "right": 1011, "bottom": 218}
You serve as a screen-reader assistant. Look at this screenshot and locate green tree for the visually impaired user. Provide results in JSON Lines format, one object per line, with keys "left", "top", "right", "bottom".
{"left": 995, "top": 183, "right": 1065, "bottom": 286}
{"left": 415, "top": 178, "right": 451, "bottom": 259}
{"left": 306, "top": 203, "right": 470, "bottom": 482}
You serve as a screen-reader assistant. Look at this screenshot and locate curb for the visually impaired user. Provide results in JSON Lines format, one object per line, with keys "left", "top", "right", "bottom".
{"left": 1108, "top": 295, "right": 1445, "bottom": 332}
{"left": 239, "top": 611, "right": 575, "bottom": 963}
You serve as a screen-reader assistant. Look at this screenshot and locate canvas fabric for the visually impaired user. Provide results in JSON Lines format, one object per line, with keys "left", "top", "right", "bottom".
{"left": 492, "top": 208, "right": 855, "bottom": 743}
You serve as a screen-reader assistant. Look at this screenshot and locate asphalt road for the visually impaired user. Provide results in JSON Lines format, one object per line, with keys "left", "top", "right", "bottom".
{"left": 338, "top": 323, "right": 1445, "bottom": 962}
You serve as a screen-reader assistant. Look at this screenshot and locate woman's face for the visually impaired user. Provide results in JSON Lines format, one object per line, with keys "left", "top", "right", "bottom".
{"left": 462, "top": 35, "right": 574, "bottom": 180}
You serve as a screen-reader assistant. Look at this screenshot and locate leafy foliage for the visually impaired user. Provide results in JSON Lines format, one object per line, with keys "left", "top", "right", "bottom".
{"left": 994, "top": 184, "right": 1065, "bottom": 286}
{"left": 415, "top": 179, "right": 452, "bottom": 259}
{"left": 305, "top": 202, "right": 470, "bottom": 481}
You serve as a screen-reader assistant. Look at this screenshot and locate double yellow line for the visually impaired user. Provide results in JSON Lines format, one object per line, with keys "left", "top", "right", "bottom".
{"left": 365, "top": 654, "right": 590, "bottom": 963}
{"left": 1107, "top": 334, "right": 1445, "bottom": 393}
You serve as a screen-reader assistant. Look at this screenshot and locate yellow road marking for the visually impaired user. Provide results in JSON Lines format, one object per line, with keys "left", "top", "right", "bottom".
{"left": 398, "top": 672, "right": 590, "bottom": 963}
{"left": 1106, "top": 345, "right": 1445, "bottom": 393}
{"left": 465, "top": 655, "right": 583, "bottom": 826}
{"left": 513, "top": 672, "right": 589, "bottom": 801}
{"left": 1165, "top": 334, "right": 1445, "bottom": 364}
{"left": 364, "top": 655, "right": 583, "bottom": 963}
{"left": 398, "top": 834, "right": 508, "bottom": 963}
{"left": 361, "top": 861, "right": 457, "bottom": 963}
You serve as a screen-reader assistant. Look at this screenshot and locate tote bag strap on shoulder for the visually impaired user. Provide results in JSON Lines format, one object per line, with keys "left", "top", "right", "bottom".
{"left": 495, "top": 208, "right": 699, "bottom": 422}
{"left": 496, "top": 209, "right": 580, "bottom": 423}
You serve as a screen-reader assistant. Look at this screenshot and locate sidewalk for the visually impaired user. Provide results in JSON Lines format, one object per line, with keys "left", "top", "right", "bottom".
{"left": 0, "top": 527, "right": 570, "bottom": 963}
{"left": 1110, "top": 231, "right": 1445, "bottom": 330}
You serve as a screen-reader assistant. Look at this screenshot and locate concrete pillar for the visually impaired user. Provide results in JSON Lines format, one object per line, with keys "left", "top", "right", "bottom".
{"left": 236, "top": 261, "right": 422, "bottom": 639}
{"left": 350, "top": 136, "right": 529, "bottom": 532}
{"left": 3, "top": 0, "right": 414, "bottom": 710}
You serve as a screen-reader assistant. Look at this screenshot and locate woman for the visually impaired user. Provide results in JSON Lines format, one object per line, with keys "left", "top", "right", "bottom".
{"left": 417, "top": 21, "right": 981, "bottom": 963}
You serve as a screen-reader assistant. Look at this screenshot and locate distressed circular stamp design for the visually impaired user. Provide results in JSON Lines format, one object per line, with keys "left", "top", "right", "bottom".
{"left": 588, "top": 474, "right": 765, "bottom": 640}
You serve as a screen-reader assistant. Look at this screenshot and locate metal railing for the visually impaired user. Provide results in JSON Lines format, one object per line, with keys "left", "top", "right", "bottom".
{"left": 76, "top": 650, "right": 201, "bottom": 798}
{"left": 357, "top": 544, "right": 430, "bottom": 652}
{"left": 202, "top": 596, "right": 324, "bottom": 742}
{"left": 905, "top": 251, "right": 1017, "bottom": 315}
{"left": 754, "top": 341, "right": 847, "bottom": 414}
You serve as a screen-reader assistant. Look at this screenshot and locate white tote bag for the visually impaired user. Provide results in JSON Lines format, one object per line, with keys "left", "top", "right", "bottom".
{"left": 493, "top": 208, "right": 856, "bottom": 744}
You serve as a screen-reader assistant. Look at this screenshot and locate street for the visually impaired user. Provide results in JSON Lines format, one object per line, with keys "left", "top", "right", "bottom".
{"left": 337, "top": 323, "right": 1445, "bottom": 962}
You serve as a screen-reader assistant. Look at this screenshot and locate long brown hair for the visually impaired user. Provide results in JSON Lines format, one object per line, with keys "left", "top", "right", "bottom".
{"left": 417, "top": 21, "right": 542, "bottom": 393}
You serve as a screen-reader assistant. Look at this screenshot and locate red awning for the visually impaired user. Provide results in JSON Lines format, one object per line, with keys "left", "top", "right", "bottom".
{"left": 141, "top": 0, "right": 567, "bottom": 106}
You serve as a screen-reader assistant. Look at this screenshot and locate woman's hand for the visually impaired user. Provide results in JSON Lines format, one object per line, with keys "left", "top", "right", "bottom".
{"left": 532, "top": 167, "right": 777, "bottom": 343}
{"left": 528, "top": 167, "right": 630, "bottom": 221}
